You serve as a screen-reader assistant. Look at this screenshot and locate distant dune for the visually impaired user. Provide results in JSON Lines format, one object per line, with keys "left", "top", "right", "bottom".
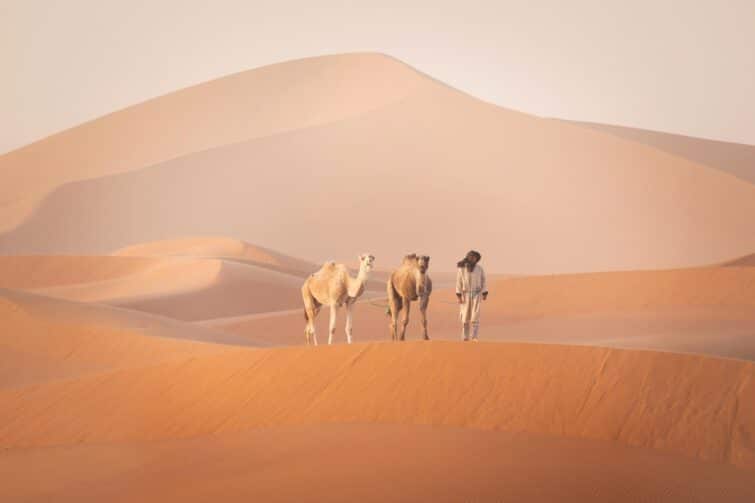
{"left": 114, "top": 236, "right": 318, "bottom": 277}
{"left": 2, "top": 54, "right": 755, "bottom": 272}
{"left": 724, "top": 252, "right": 755, "bottom": 267}
{"left": 0, "top": 239, "right": 386, "bottom": 321}
{"left": 0, "top": 54, "right": 423, "bottom": 233}
{"left": 0, "top": 288, "right": 245, "bottom": 388}
{"left": 563, "top": 120, "right": 755, "bottom": 185}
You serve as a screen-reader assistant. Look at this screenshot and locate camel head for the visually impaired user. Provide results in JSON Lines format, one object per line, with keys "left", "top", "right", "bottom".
{"left": 358, "top": 253, "right": 375, "bottom": 274}
{"left": 412, "top": 254, "right": 430, "bottom": 298}
{"left": 417, "top": 255, "right": 430, "bottom": 274}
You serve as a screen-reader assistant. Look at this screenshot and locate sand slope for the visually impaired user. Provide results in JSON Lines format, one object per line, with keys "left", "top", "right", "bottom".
{"left": 2, "top": 54, "right": 755, "bottom": 272}
{"left": 564, "top": 120, "right": 755, "bottom": 184}
{"left": 725, "top": 253, "right": 755, "bottom": 267}
{"left": 37, "top": 258, "right": 305, "bottom": 321}
{"left": 0, "top": 255, "right": 165, "bottom": 289}
{"left": 1, "top": 341, "right": 754, "bottom": 472}
{"left": 3, "top": 424, "right": 754, "bottom": 503}
{"left": 0, "top": 289, "right": 245, "bottom": 388}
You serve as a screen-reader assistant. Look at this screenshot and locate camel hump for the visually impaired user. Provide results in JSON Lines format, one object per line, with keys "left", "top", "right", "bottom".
{"left": 402, "top": 253, "right": 418, "bottom": 265}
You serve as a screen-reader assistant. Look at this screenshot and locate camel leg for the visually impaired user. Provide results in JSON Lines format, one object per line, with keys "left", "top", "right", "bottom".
{"left": 387, "top": 282, "right": 401, "bottom": 341}
{"left": 420, "top": 304, "right": 429, "bottom": 340}
{"left": 328, "top": 304, "right": 337, "bottom": 345}
{"left": 345, "top": 299, "right": 354, "bottom": 344}
{"left": 400, "top": 299, "right": 411, "bottom": 341}
{"left": 302, "top": 290, "right": 318, "bottom": 346}
{"left": 419, "top": 291, "right": 430, "bottom": 340}
{"left": 389, "top": 305, "right": 400, "bottom": 342}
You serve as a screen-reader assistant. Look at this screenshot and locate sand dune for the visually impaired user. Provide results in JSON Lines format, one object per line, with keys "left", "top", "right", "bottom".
{"left": 725, "top": 253, "right": 755, "bottom": 267}
{"left": 0, "top": 255, "right": 164, "bottom": 289}
{"left": 0, "top": 255, "right": 308, "bottom": 320}
{"left": 37, "top": 258, "right": 305, "bottom": 321}
{"left": 2, "top": 252, "right": 754, "bottom": 501}
{"left": 0, "top": 289, "right": 245, "bottom": 388}
{"left": 2, "top": 54, "right": 755, "bottom": 272}
{"left": 0, "top": 54, "right": 424, "bottom": 233}
{"left": 3, "top": 424, "right": 754, "bottom": 503}
{"left": 114, "top": 236, "right": 319, "bottom": 277}
{"left": 1, "top": 341, "right": 753, "bottom": 471}
{"left": 213, "top": 266, "right": 755, "bottom": 359}
{"left": 0, "top": 240, "right": 388, "bottom": 321}
{"left": 564, "top": 120, "right": 755, "bottom": 184}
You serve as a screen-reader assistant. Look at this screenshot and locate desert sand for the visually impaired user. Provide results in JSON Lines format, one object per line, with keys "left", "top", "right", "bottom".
{"left": 2, "top": 54, "right": 755, "bottom": 272}
{"left": 3, "top": 53, "right": 755, "bottom": 501}
{"left": 1, "top": 240, "right": 755, "bottom": 500}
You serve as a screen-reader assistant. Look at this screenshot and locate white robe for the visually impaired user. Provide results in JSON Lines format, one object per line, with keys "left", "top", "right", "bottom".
{"left": 456, "top": 265, "right": 487, "bottom": 326}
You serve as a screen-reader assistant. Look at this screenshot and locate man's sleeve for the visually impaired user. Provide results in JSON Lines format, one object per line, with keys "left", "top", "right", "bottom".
{"left": 481, "top": 267, "right": 488, "bottom": 294}
{"left": 455, "top": 268, "right": 463, "bottom": 295}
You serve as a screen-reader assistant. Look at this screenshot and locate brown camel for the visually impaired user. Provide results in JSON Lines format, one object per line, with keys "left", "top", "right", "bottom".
{"left": 387, "top": 254, "right": 432, "bottom": 341}
{"left": 301, "top": 253, "right": 375, "bottom": 345}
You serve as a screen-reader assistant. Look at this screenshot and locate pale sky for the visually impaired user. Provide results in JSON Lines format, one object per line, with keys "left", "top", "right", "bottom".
{"left": 3, "top": 0, "right": 754, "bottom": 154}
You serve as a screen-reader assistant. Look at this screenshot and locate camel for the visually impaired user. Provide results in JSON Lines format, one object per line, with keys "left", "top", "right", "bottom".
{"left": 301, "top": 253, "right": 375, "bottom": 345}
{"left": 387, "top": 254, "right": 432, "bottom": 341}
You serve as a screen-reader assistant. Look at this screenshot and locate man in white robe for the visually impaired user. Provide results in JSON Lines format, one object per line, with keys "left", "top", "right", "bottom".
{"left": 455, "top": 250, "right": 488, "bottom": 341}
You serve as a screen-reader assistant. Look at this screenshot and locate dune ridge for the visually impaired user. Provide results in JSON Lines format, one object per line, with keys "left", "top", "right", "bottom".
{"left": 113, "top": 236, "right": 318, "bottom": 277}
{"left": 724, "top": 253, "right": 755, "bottom": 268}
{"left": 563, "top": 120, "right": 755, "bottom": 184}
{"left": 1, "top": 341, "right": 753, "bottom": 472}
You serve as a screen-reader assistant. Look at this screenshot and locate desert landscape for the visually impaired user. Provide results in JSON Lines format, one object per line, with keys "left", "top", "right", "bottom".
{"left": 2, "top": 51, "right": 755, "bottom": 502}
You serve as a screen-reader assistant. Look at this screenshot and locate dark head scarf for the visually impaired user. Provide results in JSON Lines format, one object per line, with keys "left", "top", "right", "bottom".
{"left": 457, "top": 250, "right": 482, "bottom": 269}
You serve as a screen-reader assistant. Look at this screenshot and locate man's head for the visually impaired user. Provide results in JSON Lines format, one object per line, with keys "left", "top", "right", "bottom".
{"left": 464, "top": 250, "right": 481, "bottom": 271}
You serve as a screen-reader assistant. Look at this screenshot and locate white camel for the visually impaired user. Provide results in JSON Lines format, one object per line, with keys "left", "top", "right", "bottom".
{"left": 301, "top": 253, "right": 375, "bottom": 345}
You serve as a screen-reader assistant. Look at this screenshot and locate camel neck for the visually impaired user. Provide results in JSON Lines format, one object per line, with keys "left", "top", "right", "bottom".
{"left": 348, "top": 267, "right": 370, "bottom": 297}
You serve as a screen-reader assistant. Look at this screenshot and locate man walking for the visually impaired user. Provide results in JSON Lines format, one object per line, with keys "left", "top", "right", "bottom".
{"left": 455, "top": 250, "right": 488, "bottom": 341}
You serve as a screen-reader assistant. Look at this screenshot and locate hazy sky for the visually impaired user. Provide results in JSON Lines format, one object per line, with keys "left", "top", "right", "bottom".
{"left": 3, "top": 0, "right": 754, "bottom": 153}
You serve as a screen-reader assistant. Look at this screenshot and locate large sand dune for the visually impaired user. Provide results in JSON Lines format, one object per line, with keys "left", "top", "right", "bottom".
{"left": 564, "top": 120, "right": 755, "bottom": 185}
{"left": 2, "top": 54, "right": 755, "bottom": 272}
{"left": 0, "top": 54, "right": 424, "bottom": 233}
